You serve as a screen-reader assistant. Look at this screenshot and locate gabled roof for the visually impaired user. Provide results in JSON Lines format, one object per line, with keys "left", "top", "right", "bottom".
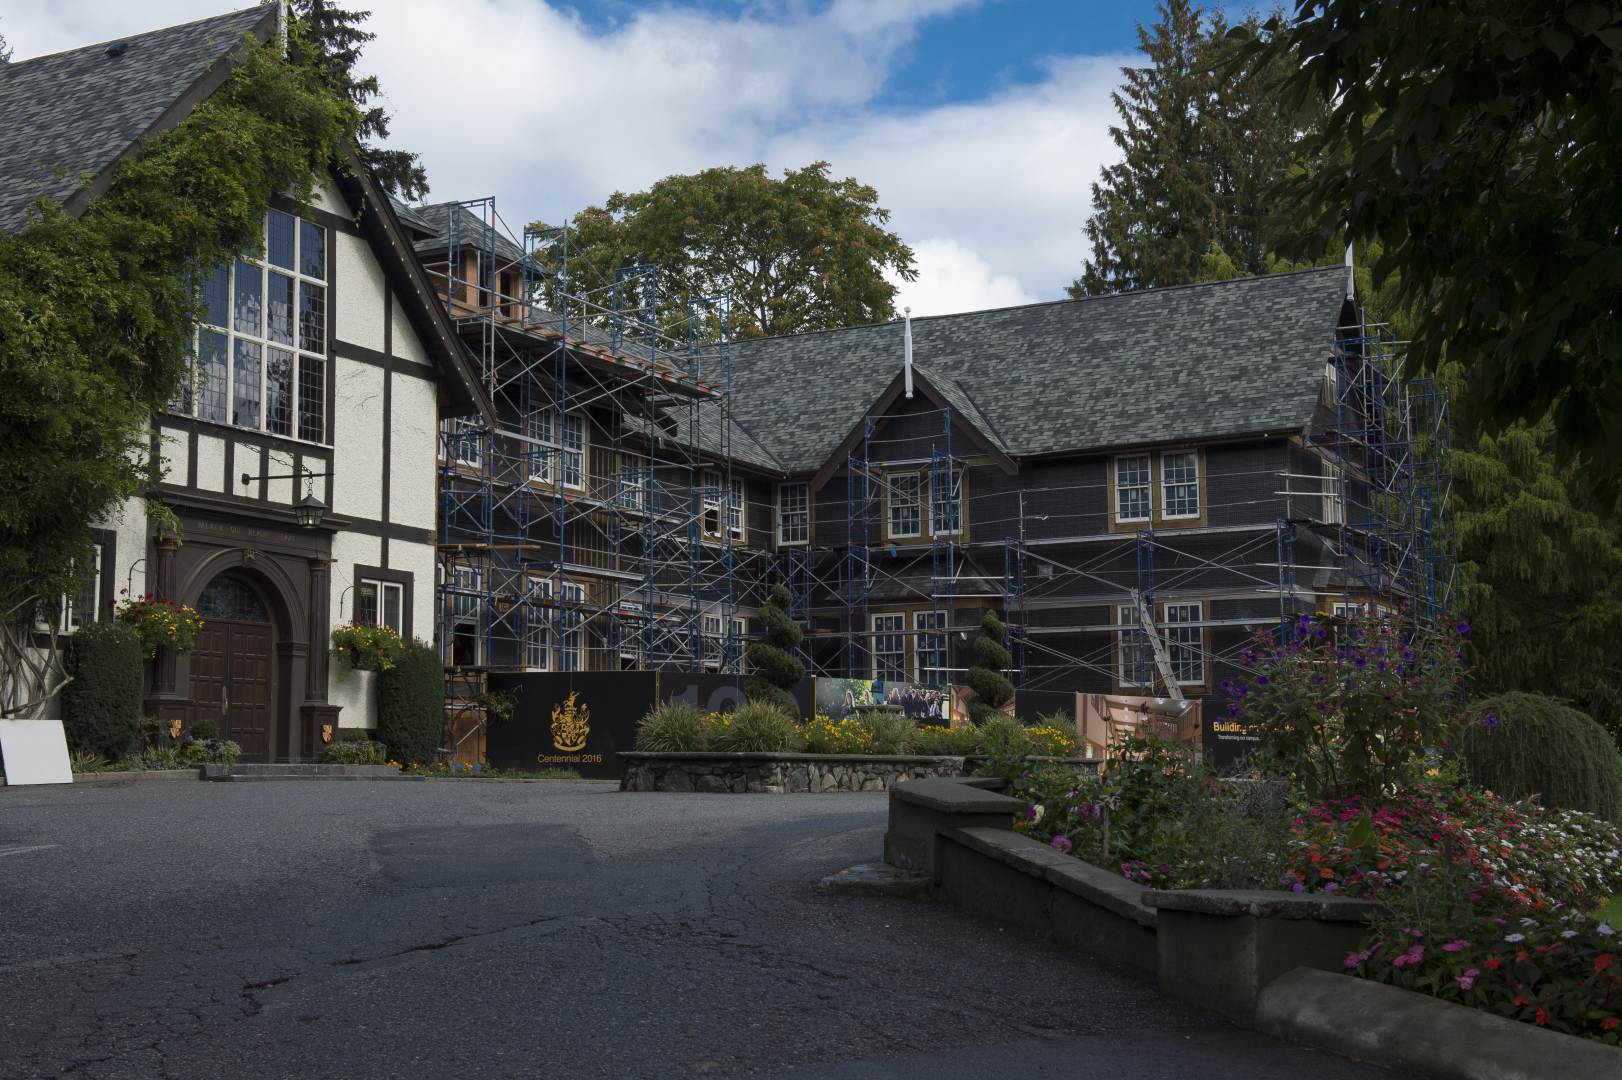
{"left": 0, "top": 5, "right": 275, "bottom": 233}
{"left": 0, "top": 6, "right": 494, "bottom": 426}
{"left": 727, "top": 266, "right": 1351, "bottom": 473}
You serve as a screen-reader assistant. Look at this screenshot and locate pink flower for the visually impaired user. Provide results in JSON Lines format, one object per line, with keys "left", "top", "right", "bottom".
{"left": 1049, "top": 835, "right": 1074, "bottom": 855}
{"left": 1456, "top": 968, "right": 1479, "bottom": 990}
{"left": 1442, "top": 940, "right": 1470, "bottom": 953}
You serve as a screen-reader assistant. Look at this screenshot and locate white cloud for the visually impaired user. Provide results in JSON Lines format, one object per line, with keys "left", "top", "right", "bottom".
{"left": 893, "top": 237, "right": 1037, "bottom": 316}
{"left": 5, "top": 0, "right": 1129, "bottom": 312}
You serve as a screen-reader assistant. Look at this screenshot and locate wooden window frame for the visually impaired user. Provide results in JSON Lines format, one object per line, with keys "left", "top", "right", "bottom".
{"left": 775, "top": 482, "right": 810, "bottom": 547}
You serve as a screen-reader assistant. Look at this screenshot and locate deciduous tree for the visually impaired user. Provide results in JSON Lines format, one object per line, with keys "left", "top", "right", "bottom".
{"left": 534, "top": 162, "right": 915, "bottom": 338}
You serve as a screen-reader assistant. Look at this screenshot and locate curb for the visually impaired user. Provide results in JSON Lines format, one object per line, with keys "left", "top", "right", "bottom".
{"left": 1256, "top": 967, "right": 1622, "bottom": 1080}
{"left": 0, "top": 769, "right": 201, "bottom": 789}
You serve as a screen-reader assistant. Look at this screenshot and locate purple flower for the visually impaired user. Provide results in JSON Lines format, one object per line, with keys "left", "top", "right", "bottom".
{"left": 1353, "top": 656, "right": 1367, "bottom": 668}
{"left": 1455, "top": 621, "right": 1472, "bottom": 636}
{"left": 1481, "top": 712, "right": 1499, "bottom": 728}
{"left": 1050, "top": 835, "right": 1074, "bottom": 855}
{"left": 1256, "top": 675, "right": 1270, "bottom": 686}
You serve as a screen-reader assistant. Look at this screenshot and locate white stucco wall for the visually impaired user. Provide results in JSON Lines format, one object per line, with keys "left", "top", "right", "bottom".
{"left": 393, "top": 538, "right": 438, "bottom": 648}
{"left": 160, "top": 428, "right": 188, "bottom": 488}
{"left": 331, "top": 362, "right": 385, "bottom": 522}
{"left": 195, "top": 434, "right": 226, "bottom": 493}
{"left": 334, "top": 230, "right": 387, "bottom": 353}
{"left": 389, "top": 374, "right": 438, "bottom": 531}
{"left": 391, "top": 292, "right": 431, "bottom": 368}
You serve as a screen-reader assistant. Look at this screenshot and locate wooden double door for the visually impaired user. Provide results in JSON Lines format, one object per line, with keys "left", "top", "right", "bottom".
{"left": 190, "top": 618, "right": 275, "bottom": 762}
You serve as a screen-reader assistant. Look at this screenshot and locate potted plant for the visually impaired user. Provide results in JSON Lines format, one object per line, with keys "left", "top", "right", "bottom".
{"left": 328, "top": 623, "right": 405, "bottom": 731}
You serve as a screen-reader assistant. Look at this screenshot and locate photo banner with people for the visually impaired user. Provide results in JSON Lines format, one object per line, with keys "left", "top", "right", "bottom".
{"left": 813, "top": 677, "right": 954, "bottom": 724}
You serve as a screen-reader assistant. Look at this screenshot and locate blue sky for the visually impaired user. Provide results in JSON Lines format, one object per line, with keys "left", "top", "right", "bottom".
{"left": 9, "top": 0, "right": 1199, "bottom": 314}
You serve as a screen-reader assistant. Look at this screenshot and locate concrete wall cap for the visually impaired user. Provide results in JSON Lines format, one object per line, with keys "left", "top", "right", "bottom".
{"left": 891, "top": 777, "right": 1027, "bottom": 814}
{"left": 1043, "top": 859, "right": 1158, "bottom": 928}
{"left": 1144, "top": 889, "right": 1377, "bottom": 922}
{"left": 1257, "top": 966, "right": 1622, "bottom": 1079}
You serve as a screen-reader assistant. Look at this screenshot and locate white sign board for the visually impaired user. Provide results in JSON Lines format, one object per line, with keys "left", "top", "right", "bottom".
{"left": 0, "top": 719, "right": 73, "bottom": 786}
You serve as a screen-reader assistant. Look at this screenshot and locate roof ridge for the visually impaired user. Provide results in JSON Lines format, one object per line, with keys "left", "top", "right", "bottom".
{"left": 6, "top": 5, "right": 268, "bottom": 67}
{"left": 733, "top": 263, "right": 1347, "bottom": 350}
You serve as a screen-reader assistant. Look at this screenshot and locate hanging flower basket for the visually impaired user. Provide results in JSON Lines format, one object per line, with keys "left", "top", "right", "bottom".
{"left": 116, "top": 593, "right": 204, "bottom": 656}
{"left": 330, "top": 623, "right": 404, "bottom": 678}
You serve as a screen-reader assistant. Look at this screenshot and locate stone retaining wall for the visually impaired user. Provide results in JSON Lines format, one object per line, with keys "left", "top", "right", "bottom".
{"left": 618, "top": 752, "right": 966, "bottom": 793}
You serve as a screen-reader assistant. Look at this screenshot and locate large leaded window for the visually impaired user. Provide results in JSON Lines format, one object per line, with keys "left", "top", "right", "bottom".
{"left": 914, "top": 609, "right": 947, "bottom": 682}
{"left": 1163, "top": 601, "right": 1205, "bottom": 683}
{"left": 176, "top": 209, "right": 327, "bottom": 442}
{"left": 1116, "top": 604, "right": 1152, "bottom": 687}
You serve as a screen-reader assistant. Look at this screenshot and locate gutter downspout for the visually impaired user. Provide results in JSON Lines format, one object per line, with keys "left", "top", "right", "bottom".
{"left": 903, "top": 306, "right": 914, "bottom": 399}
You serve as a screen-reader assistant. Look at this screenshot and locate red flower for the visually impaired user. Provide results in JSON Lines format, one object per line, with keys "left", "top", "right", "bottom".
{"left": 1603, "top": 1018, "right": 1620, "bottom": 1031}
{"left": 1534, "top": 1008, "right": 1549, "bottom": 1027}
{"left": 1484, "top": 956, "right": 1502, "bottom": 971}
{"left": 1597, "top": 954, "right": 1615, "bottom": 974}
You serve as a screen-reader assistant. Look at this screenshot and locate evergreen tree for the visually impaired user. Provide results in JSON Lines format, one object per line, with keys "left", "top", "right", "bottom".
{"left": 289, "top": 1, "right": 428, "bottom": 200}
{"left": 744, "top": 584, "right": 806, "bottom": 715}
{"left": 1072, "top": 4, "right": 1315, "bottom": 296}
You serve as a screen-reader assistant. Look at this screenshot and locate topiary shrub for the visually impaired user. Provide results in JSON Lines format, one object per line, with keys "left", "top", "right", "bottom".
{"left": 964, "top": 610, "right": 1014, "bottom": 725}
{"left": 319, "top": 732, "right": 388, "bottom": 765}
{"left": 1460, "top": 691, "right": 1622, "bottom": 821}
{"left": 376, "top": 641, "right": 444, "bottom": 767}
{"left": 636, "top": 701, "right": 709, "bottom": 752}
{"left": 744, "top": 584, "right": 805, "bottom": 715}
{"left": 711, "top": 700, "right": 800, "bottom": 753}
{"left": 190, "top": 716, "right": 220, "bottom": 741}
{"left": 60, "top": 621, "right": 145, "bottom": 760}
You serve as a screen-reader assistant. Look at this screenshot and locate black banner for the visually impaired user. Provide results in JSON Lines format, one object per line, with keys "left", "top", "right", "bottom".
{"left": 484, "top": 672, "right": 814, "bottom": 778}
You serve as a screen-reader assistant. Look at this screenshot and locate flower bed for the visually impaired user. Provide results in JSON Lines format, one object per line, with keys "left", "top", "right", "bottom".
{"left": 619, "top": 751, "right": 967, "bottom": 793}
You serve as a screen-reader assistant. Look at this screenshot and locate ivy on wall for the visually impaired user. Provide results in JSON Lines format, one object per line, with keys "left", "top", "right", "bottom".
{"left": 0, "top": 28, "right": 361, "bottom": 716}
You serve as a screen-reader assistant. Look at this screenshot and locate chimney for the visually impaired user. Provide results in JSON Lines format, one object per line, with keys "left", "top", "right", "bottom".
{"left": 903, "top": 306, "right": 914, "bottom": 399}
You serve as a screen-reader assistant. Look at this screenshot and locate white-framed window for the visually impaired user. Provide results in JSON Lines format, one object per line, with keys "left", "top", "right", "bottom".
{"left": 728, "top": 477, "right": 746, "bottom": 542}
{"left": 1160, "top": 451, "right": 1200, "bottom": 519}
{"left": 776, "top": 482, "right": 809, "bottom": 546}
{"left": 617, "top": 454, "right": 647, "bottom": 509}
{"left": 524, "top": 578, "right": 553, "bottom": 670}
{"left": 929, "top": 468, "right": 962, "bottom": 536}
{"left": 1116, "top": 604, "right": 1152, "bottom": 687}
{"left": 885, "top": 473, "right": 921, "bottom": 539}
{"left": 872, "top": 612, "right": 906, "bottom": 681}
{"left": 1114, "top": 454, "right": 1152, "bottom": 524}
{"left": 914, "top": 609, "right": 946, "bottom": 683}
{"left": 558, "top": 582, "right": 585, "bottom": 670}
{"left": 175, "top": 210, "right": 327, "bottom": 442}
{"left": 702, "top": 612, "right": 723, "bottom": 670}
{"left": 446, "top": 564, "right": 483, "bottom": 666}
{"left": 701, "top": 470, "right": 723, "bottom": 537}
{"left": 46, "top": 544, "right": 104, "bottom": 634}
{"left": 450, "top": 566, "right": 482, "bottom": 622}
{"left": 1163, "top": 601, "right": 1204, "bottom": 684}
{"left": 441, "top": 417, "right": 483, "bottom": 469}
{"left": 1322, "top": 461, "right": 1345, "bottom": 525}
{"left": 528, "top": 408, "right": 585, "bottom": 488}
{"left": 356, "top": 578, "right": 403, "bottom": 635}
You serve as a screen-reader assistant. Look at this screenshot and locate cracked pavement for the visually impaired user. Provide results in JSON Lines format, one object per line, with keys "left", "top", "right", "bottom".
{"left": 0, "top": 782, "right": 1395, "bottom": 1079}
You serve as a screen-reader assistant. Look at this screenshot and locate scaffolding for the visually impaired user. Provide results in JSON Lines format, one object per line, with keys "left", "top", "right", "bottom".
{"left": 427, "top": 197, "right": 770, "bottom": 759}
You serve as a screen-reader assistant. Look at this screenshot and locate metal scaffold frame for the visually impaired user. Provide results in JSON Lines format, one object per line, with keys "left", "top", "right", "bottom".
{"left": 427, "top": 197, "right": 769, "bottom": 758}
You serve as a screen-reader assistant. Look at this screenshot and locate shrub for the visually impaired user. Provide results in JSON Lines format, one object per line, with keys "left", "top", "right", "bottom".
{"left": 856, "top": 709, "right": 914, "bottom": 755}
{"left": 190, "top": 717, "right": 220, "bottom": 741}
{"left": 744, "top": 584, "right": 805, "bottom": 715}
{"left": 1232, "top": 611, "right": 1468, "bottom": 798}
{"left": 964, "top": 611, "right": 1015, "bottom": 725}
{"left": 1460, "top": 692, "right": 1622, "bottom": 821}
{"left": 60, "top": 621, "right": 144, "bottom": 760}
{"left": 636, "top": 701, "right": 709, "bottom": 752}
{"left": 376, "top": 640, "right": 444, "bottom": 766}
{"left": 1026, "top": 719, "right": 1078, "bottom": 757}
{"left": 711, "top": 700, "right": 800, "bottom": 753}
{"left": 177, "top": 738, "right": 241, "bottom": 767}
{"left": 802, "top": 714, "right": 870, "bottom": 754}
{"left": 319, "top": 734, "right": 388, "bottom": 765}
{"left": 974, "top": 714, "right": 1034, "bottom": 781}
{"left": 912, "top": 724, "right": 980, "bottom": 756}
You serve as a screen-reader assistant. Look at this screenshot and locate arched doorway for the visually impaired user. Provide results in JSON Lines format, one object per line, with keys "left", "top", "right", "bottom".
{"left": 190, "top": 571, "right": 277, "bottom": 762}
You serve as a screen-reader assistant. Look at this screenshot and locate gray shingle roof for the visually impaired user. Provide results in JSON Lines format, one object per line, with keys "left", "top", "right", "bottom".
{"left": 0, "top": 5, "right": 272, "bottom": 234}
{"left": 403, "top": 199, "right": 530, "bottom": 267}
{"left": 726, "top": 266, "right": 1350, "bottom": 472}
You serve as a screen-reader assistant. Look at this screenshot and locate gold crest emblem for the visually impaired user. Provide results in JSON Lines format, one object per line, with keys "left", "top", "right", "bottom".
{"left": 550, "top": 691, "right": 590, "bottom": 752}
{"left": 321, "top": 723, "right": 334, "bottom": 744}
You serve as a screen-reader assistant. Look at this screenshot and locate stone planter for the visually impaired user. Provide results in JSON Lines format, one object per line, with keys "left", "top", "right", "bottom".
{"left": 618, "top": 752, "right": 967, "bottom": 793}
{"left": 329, "top": 667, "right": 377, "bottom": 731}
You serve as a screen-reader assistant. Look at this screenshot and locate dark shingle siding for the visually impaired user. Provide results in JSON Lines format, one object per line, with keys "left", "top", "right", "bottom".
{"left": 0, "top": 6, "right": 271, "bottom": 234}
{"left": 727, "top": 267, "right": 1348, "bottom": 472}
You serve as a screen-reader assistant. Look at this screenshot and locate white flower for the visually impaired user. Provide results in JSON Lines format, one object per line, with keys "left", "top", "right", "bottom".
{"left": 1599, "top": 923, "right": 1616, "bottom": 937}
{"left": 1505, "top": 933, "right": 1526, "bottom": 942}
{"left": 1520, "top": 916, "right": 1538, "bottom": 927}
{"left": 1561, "top": 930, "right": 1579, "bottom": 938}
